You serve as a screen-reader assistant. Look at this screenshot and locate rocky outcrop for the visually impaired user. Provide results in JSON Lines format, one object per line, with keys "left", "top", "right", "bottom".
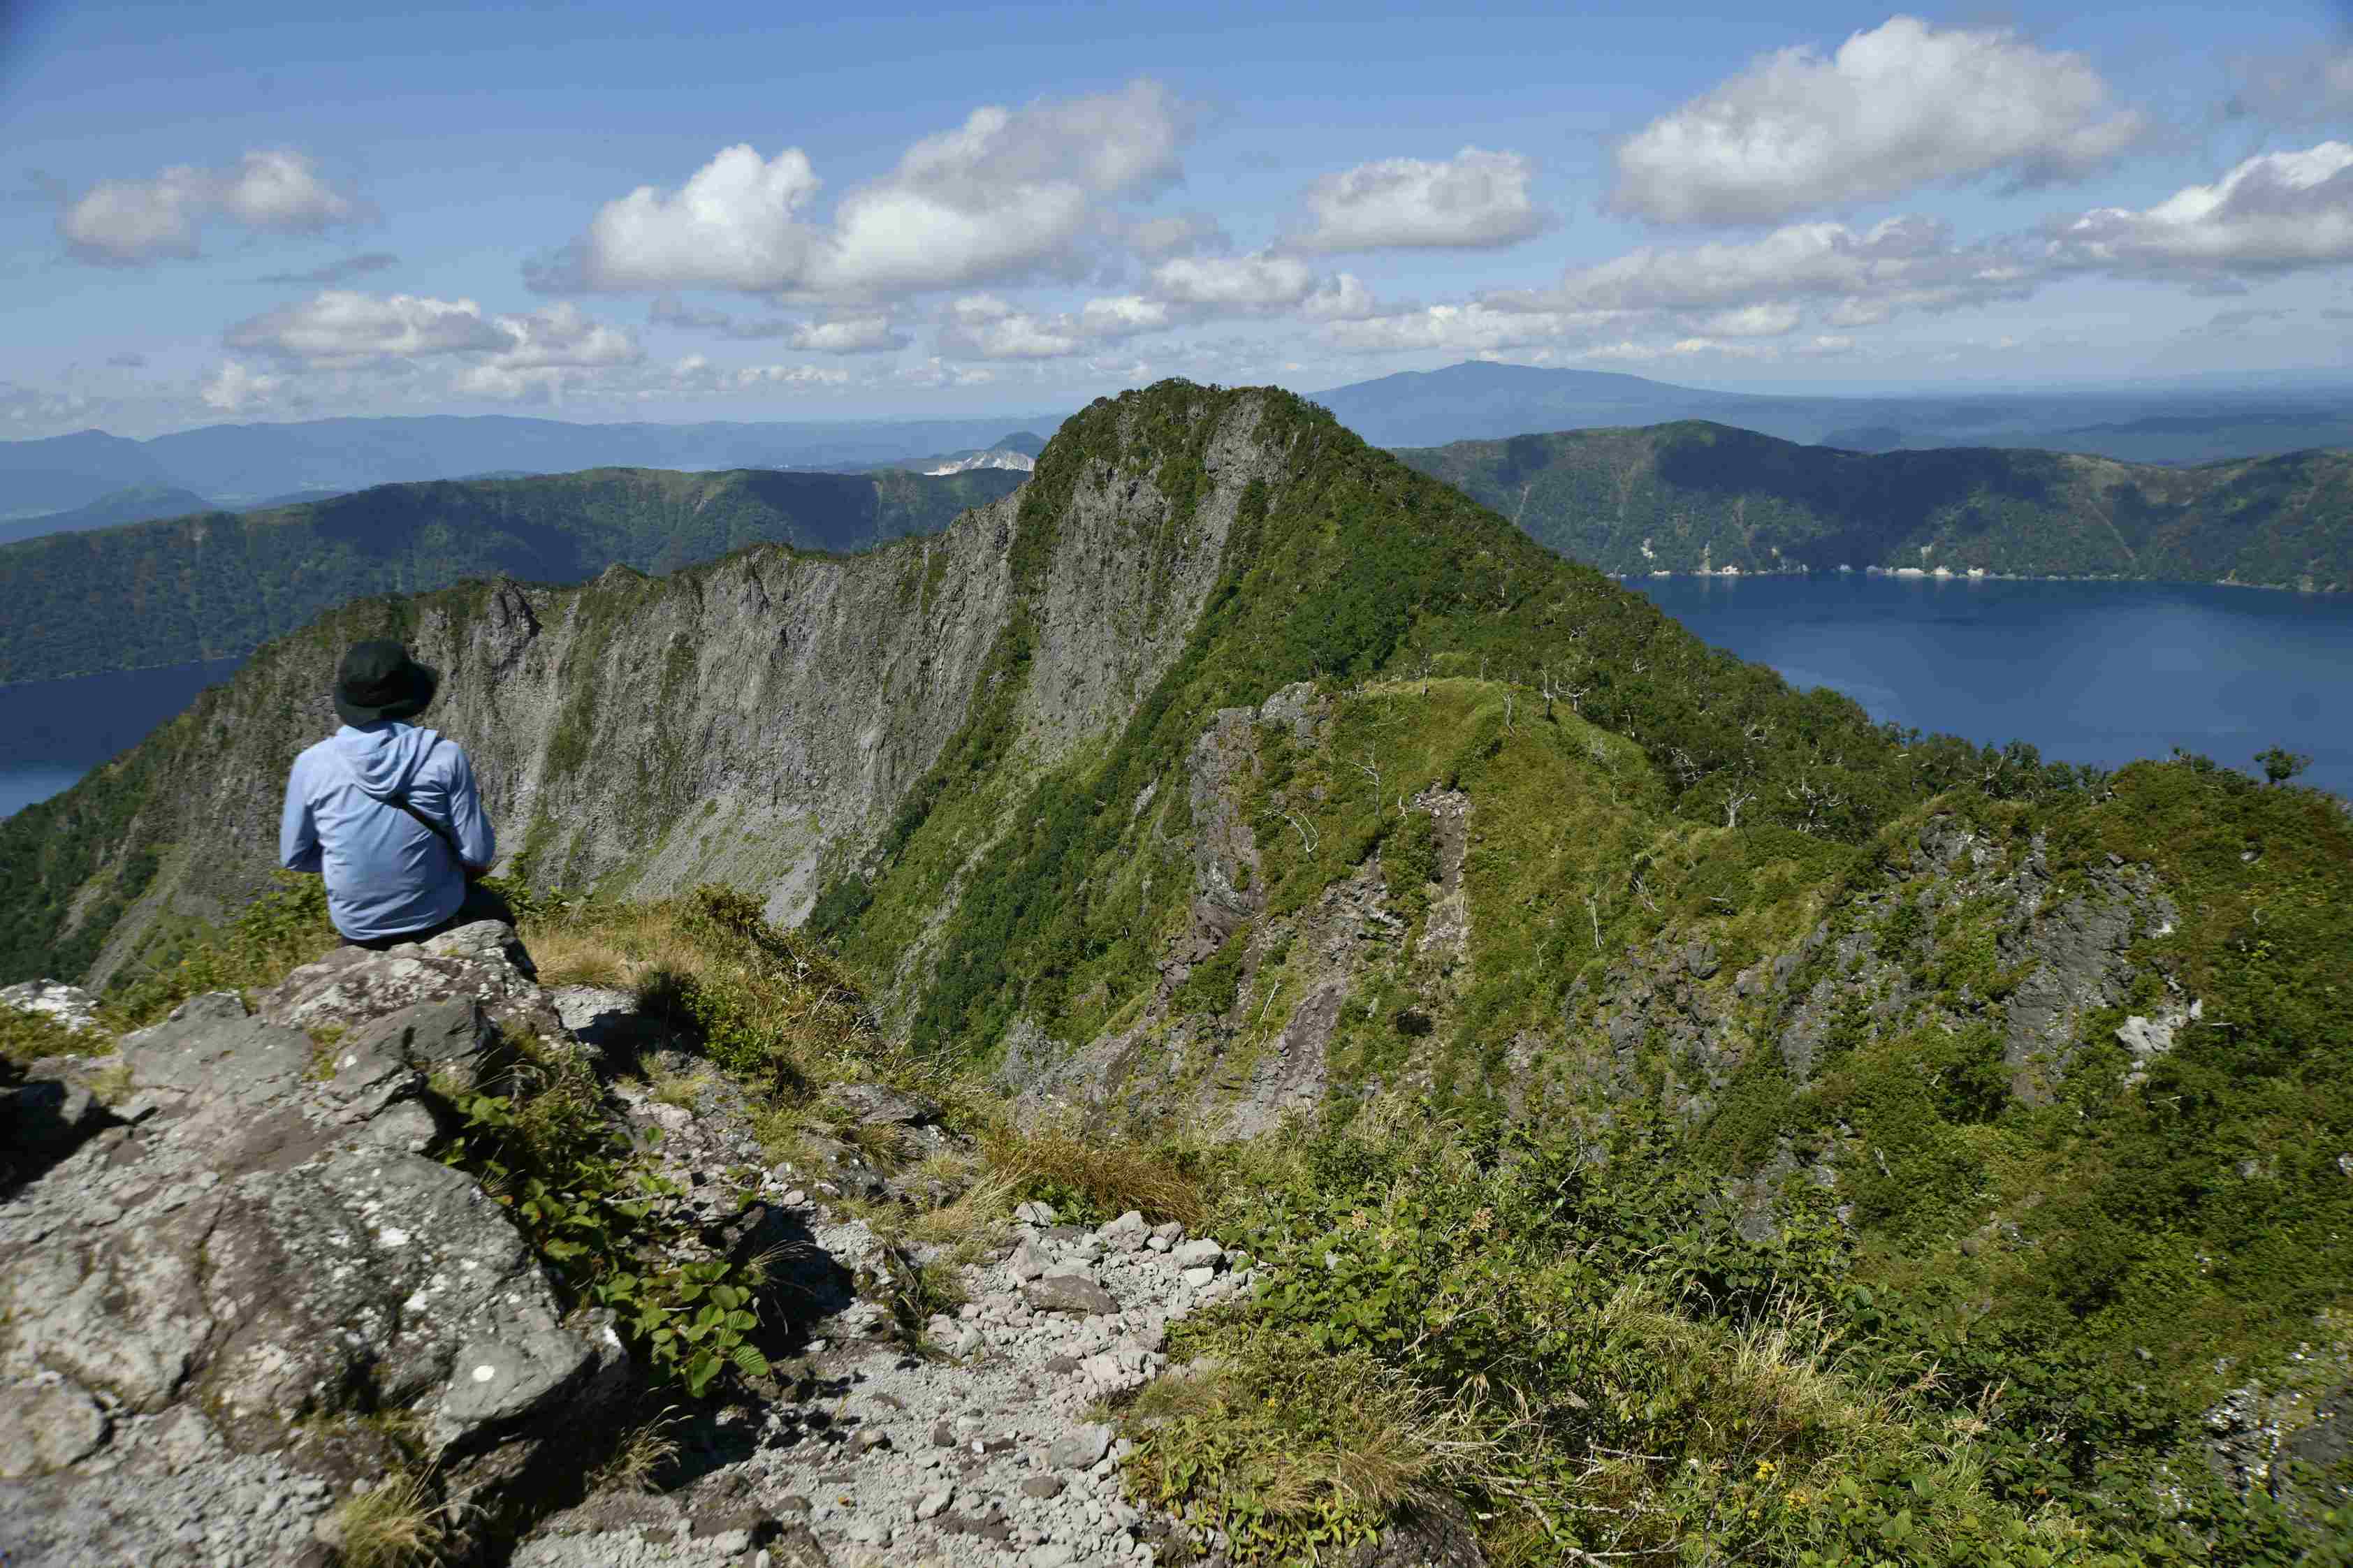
{"left": 1582, "top": 814, "right": 2179, "bottom": 1109}
{"left": 0, "top": 923, "right": 622, "bottom": 1568}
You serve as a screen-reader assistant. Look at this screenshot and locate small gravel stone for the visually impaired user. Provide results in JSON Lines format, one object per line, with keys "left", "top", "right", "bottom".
{"left": 1023, "top": 1273, "right": 1120, "bottom": 1315}
{"left": 1170, "top": 1238, "right": 1225, "bottom": 1270}
{"left": 1048, "top": 1423, "right": 1114, "bottom": 1470}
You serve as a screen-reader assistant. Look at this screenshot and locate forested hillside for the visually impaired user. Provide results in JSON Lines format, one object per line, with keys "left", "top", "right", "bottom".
{"left": 0, "top": 464, "right": 1023, "bottom": 681}
{"left": 1398, "top": 420, "right": 2353, "bottom": 589}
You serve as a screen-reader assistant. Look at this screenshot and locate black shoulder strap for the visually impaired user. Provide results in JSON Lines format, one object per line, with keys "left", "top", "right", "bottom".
{"left": 386, "top": 790, "right": 464, "bottom": 860}
{"left": 382, "top": 737, "right": 466, "bottom": 862}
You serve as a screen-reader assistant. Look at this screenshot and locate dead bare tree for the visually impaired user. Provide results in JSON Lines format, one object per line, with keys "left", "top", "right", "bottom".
{"left": 1784, "top": 773, "right": 1848, "bottom": 837}
{"left": 1352, "top": 753, "right": 1384, "bottom": 813}
{"left": 1585, "top": 893, "right": 1603, "bottom": 951}
{"left": 1283, "top": 812, "right": 1319, "bottom": 854}
{"left": 1722, "top": 787, "right": 1757, "bottom": 829}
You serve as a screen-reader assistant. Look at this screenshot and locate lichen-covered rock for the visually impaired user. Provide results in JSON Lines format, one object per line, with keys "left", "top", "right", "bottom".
{"left": 0, "top": 979, "right": 103, "bottom": 1034}
{"left": 0, "top": 1378, "right": 108, "bottom": 1479}
{"left": 254, "top": 918, "right": 564, "bottom": 1044}
{"left": 0, "top": 930, "right": 622, "bottom": 1567}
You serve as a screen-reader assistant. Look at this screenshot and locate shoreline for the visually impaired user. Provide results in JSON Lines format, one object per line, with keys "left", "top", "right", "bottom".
{"left": 1605, "top": 565, "right": 2349, "bottom": 594}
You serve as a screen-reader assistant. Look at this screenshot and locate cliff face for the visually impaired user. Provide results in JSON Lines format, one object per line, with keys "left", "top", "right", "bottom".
{"left": 13, "top": 387, "right": 1294, "bottom": 992}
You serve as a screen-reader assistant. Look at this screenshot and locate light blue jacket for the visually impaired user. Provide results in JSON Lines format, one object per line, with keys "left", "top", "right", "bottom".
{"left": 280, "top": 722, "right": 496, "bottom": 941}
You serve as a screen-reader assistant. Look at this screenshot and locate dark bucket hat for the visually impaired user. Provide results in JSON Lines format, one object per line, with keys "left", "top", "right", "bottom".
{"left": 334, "top": 640, "right": 441, "bottom": 726}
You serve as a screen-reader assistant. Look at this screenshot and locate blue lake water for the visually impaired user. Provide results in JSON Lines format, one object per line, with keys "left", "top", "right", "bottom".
{"left": 0, "top": 658, "right": 244, "bottom": 818}
{"left": 1630, "top": 575, "right": 2353, "bottom": 797}
{"left": 1, "top": 576, "right": 2349, "bottom": 819}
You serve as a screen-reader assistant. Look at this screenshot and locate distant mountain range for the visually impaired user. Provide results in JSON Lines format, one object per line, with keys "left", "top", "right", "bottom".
{"left": 0, "top": 465, "right": 1025, "bottom": 683}
{"left": 1397, "top": 420, "right": 2353, "bottom": 591}
{"left": 10, "top": 367, "right": 2350, "bottom": 543}
{"left": 1315, "top": 360, "right": 2353, "bottom": 463}
{"left": 0, "top": 411, "right": 1061, "bottom": 520}
{"left": 0, "top": 484, "right": 218, "bottom": 548}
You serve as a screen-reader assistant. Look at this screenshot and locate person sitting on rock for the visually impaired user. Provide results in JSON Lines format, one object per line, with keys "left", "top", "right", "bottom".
{"left": 280, "top": 639, "right": 507, "bottom": 949}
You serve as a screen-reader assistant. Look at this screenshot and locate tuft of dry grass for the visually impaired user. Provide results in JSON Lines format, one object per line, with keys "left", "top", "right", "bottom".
{"left": 517, "top": 891, "right": 898, "bottom": 1098}
{"left": 983, "top": 1122, "right": 1205, "bottom": 1227}
{"left": 326, "top": 1470, "right": 446, "bottom": 1568}
{"left": 1615, "top": 1282, "right": 1891, "bottom": 1473}
{"left": 905, "top": 1162, "right": 1020, "bottom": 1256}
{"left": 646, "top": 1064, "right": 717, "bottom": 1112}
{"left": 588, "top": 1410, "right": 681, "bottom": 1494}
{"left": 1126, "top": 1335, "right": 1505, "bottom": 1536}
{"left": 523, "top": 925, "right": 631, "bottom": 990}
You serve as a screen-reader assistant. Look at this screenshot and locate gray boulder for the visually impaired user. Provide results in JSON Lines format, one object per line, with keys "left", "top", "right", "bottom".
{"left": 254, "top": 919, "right": 564, "bottom": 1043}
{"left": 1023, "top": 1273, "right": 1121, "bottom": 1316}
{"left": 0, "top": 930, "right": 625, "bottom": 1568}
{"left": 822, "top": 1080, "right": 944, "bottom": 1128}
{"left": 1047, "top": 1421, "right": 1114, "bottom": 1470}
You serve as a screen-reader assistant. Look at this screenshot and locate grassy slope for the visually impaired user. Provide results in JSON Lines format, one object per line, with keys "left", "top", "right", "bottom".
{"left": 1397, "top": 421, "right": 2353, "bottom": 588}
{"left": 0, "top": 464, "right": 1022, "bottom": 682}
{"left": 807, "top": 384, "right": 2352, "bottom": 1560}
{"left": 826, "top": 385, "right": 2101, "bottom": 1063}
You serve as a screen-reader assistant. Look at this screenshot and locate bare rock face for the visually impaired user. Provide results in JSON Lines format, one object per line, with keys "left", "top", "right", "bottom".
{"left": 254, "top": 917, "right": 566, "bottom": 1045}
{"left": 0, "top": 925, "right": 623, "bottom": 1568}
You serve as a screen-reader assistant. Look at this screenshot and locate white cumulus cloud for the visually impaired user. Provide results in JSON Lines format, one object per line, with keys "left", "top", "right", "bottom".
{"left": 1490, "top": 216, "right": 2035, "bottom": 328}
{"left": 1149, "top": 252, "right": 1318, "bottom": 309}
{"left": 789, "top": 315, "right": 909, "bottom": 353}
{"left": 220, "top": 291, "right": 648, "bottom": 405}
{"left": 938, "top": 293, "right": 1174, "bottom": 360}
{"left": 199, "top": 359, "right": 286, "bottom": 413}
{"left": 225, "top": 291, "right": 509, "bottom": 365}
{"left": 650, "top": 296, "right": 909, "bottom": 351}
{"left": 578, "top": 145, "right": 826, "bottom": 293}
{"left": 61, "top": 149, "right": 359, "bottom": 264}
{"left": 1692, "top": 302, "right": 1803, "bottom": 337}
{"left": 1612, "top": 16, "right": 2145, "bottom": 224}
{"left": 551, "top": 80, "right": 1195, "bottom": 300}
{"left": 1290, "top": 148, "right": 1547, "bottom": 251}
{"left": 2044, "top": 141, "right": 2353, "bottom": 277}
{"left": 1324, "top": 302, "right": 1613, "bottom": 354}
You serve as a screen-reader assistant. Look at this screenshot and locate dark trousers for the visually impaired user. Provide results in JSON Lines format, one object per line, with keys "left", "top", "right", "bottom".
{"left": 341, "top": 881, "right": 516, "bottom": 951}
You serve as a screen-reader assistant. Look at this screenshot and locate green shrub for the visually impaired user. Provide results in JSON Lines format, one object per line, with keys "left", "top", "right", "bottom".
{"left": 109, "top": 872, "right": 342, "bottom": 1025}
{"left": 437, "top": 1031, "right": 771, "bottom": 1398}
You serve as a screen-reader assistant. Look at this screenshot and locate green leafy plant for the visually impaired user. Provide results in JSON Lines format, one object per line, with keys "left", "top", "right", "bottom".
{"left": 437, "top": 1041, "right": 770, "bottom": 1398}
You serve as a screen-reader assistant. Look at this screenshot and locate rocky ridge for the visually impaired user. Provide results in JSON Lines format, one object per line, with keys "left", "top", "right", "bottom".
{"left": 23, "top": 386, "right": 1291, "bottom": 997}
{"left": 0, "top": 923, "right": 1342, "bottom": 1568}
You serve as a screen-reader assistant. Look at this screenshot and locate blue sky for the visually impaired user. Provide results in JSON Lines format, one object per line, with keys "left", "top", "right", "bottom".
{"left": 3, "top": 1, "right": 2350, "bottom": 435}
